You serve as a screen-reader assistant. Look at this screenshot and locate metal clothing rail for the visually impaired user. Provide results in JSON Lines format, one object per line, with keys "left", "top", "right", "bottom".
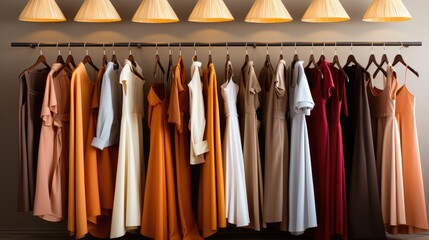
{"left": 10, "top": 41, "right": 423, "bottom": 48}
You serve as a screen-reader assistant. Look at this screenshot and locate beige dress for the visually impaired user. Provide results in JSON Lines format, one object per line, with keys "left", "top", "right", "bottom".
{"left": 238, "top": 60, "right": 265, "bottom": 231}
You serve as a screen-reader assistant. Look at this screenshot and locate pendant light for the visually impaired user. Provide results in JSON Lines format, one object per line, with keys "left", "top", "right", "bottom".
{"left": 363, "top": 0, "right": 412, "bottom": 22}
{"left": 245, "top": 0, "right": 293, "bottom": 23}
{"left": 19, "top": 0, "right": 66, "bottom": 22}
{"left": 302, "top": 0, "right": 350, "bottom": 23}
{"left": 188, "top": 0, "right": 234, "bottom": 23}
{"left": 132, "top": 0, "right": 179, "bottom": 23}
{"left": 75, "top": 0, "right": 121, "bottom": 23}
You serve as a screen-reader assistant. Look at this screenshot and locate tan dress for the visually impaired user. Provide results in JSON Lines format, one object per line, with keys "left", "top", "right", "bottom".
{"left": 394, "top": 69, "right": 428, "bottom": 234}
{"left": 238, "top": 60, "right": 265, "bottom": 231}
{"left": 260, "top": 58, "right": 288, "bottom": 224}
{"left": 33, "top": 63, "right": 70, "bottom": 222}
{"left": 367, "top": 64, "right": 406, "bottom": 231}
{"left": 198, "top": 63, "right": 226, "bottom": 238}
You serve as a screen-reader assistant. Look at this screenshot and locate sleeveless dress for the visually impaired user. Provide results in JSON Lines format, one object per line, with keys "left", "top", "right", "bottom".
{"left": 394, "top": 69, "right": 428, "bottom": 234}
{"left": 221, "top": 61, "right": 249, "bottom": 227}
{"left": 367, "top": 64, "right": 406, "bottom": 232}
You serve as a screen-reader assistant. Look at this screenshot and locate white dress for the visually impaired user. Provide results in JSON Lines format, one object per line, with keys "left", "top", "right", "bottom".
{"left": 188, "top": 61, "right": 209, "bottom": 165}
{"left": 221, "top": 61, "right": 250, "bottom": 227}
{"left": 110, "top": 60, "right": 145, "bottom": 238}
{"left": 287, "top": 61, "right": 317, "bottom": 234}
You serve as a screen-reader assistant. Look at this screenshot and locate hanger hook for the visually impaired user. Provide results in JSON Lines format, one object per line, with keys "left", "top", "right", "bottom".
{"left": 350, "top": 42, "right": 353, "bottom": 55}
{"left": 38, "top": 42, "right": 42, "bottom": 55}
{"left": 226, "top": 42, "right": 229, "bottom": 55}
{"left": 245, "top": 42, "right": 248, "bottom": 55}
{"left": 68, "top": 42, "right": 72, "bottom": 55}
{"left": 103, "top": 43, "right": 106, "bottom": 56}
{"left": 57, "top": 42, "right": 61, "bottom": 56}
{"left": 294, "top": 42, "right": 297, "bottom": 54}
{"left": 128, "top": 42, "right": 132, "bottom": 56}
{"left": 179, "top": 42, "right": 182, "bottom": 56}
{"left": 266, "top": 43, "right": 269, "bottom": 55}
{"left": 112, "top": 42, "right": 116, "bottom": 55}
{"left": 194, "top": 42, "right": 197, "bottom": 57}
{"left": 311, "top": 42, "right": 314, "bottom": 55}
{"left": 371, "top": 42, "right": 374, "bottom": 54}
{"left": 168, "top": 42, "right": 171, "bottom": 56}
{"left": 383, "top": 42, "right": 386, "bottom": 54}
{"left": 322, "top": 42, "right": 325, "bottom": 55}
{"left": 84, "top": 41, "right": 88, "bottom": 56}
{"left": 156, "top": 42, "right": 159, "bottom": 55}
{"left": 334, "top": 42, "right": 337, "bottom": 56}
{"left": 280, "top": 42, "right": 283, "bottom": 55}
{"left": 208, "top": 42, "right": 211, "bottom": 56}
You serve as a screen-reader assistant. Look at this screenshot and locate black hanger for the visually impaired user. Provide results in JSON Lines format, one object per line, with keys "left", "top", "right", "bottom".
{"left": 55, "top": 43, "right": 65, "bottom": 65}
{"left": 344, "top": 43, "right": 362, "bottom": 68}
{"left": 153, "top": 44, "right": 166, "bottom": 99}
{"left": 373, "top": 43, "right": 389, "bottom": 78}
{"left": 241, "top": 43, "right": 250, "bottom": 87}
{"left": 305, "top": 43, "right": 323, "bottom": 79}
{"left": 332, "top": 43, "right": 349, "bottom": 81}
{"left": 111, "top": 43, "right": 118, "bottom": 65}
{"left": 291, "top": 43, "right": 299, "bottom": 69}
{"left": 263, "top": 45, "right": 272, "bottom": 91}
{"left": 365, "top": 43, "right": 386, "bottom": 77}
{"left": 128, "top": 42, "right": 137, "bottom": 67}
{"left": 101, "top": 43, "right": 108, "bottom": 68}
{"left": 53, "top": 43, "right": 75, "bottom": 78}
{"left": 279, "top": 43, "right": 284, "bottom": 60}
{"left": 166, "top": 43, "right": 173, "bottom": 84}
{"left": 392, "top": 44, "right": 419, "bottom": 77}
{"left": 81, "top": 42, "right": 99, "bottom": 71}
{"left": 26, "top": 43, "right": 50, "bottom": 72}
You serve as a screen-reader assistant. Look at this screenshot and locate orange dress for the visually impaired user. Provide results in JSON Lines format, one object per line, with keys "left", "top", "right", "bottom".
{"left": 141, "top": 87, "right": 180, "bottom": 239}
{"left": 167, "top": 56, "right": 203, "bottom": 240}
{"left": 198, "top": 63, "right": 226, "bottom": 238}
{"left": 68, "top": 63, "right": 97, "bottom": 238}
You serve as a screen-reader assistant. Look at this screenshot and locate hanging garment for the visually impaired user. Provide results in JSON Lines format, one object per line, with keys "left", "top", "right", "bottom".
{"left": 238, "top": 60, "right": 265, "bottom": 231}
{"left": 342, "top": 64, "right": 386, "bottom": 239}
{"left": 305, "top": 58, "right": 334, "bottom": 240}
{"left": 167, "top": 56, "right": 203, "bottom": 240}
{"left": 141, "top": 87, "right": 180, "bottom": 239}
{"left": 221, "top": 60, "right": 250, "bottom": 227}
{"left": 393, "top": 69, "right": 428, "bottom": 234}
{"left": 260, "top": 58, "right": 289, "bottom": 224}
{"left": 33, "top": 63, "right": 70, "bottom": 221}
{"left": 327, "top": 64, "right": 348, "bottom": 239}
{"left": 198, "top": 63, "right": 226, "bottom": 238}
{"left": 188, "top": 61, "right": 208, "bottom": 165}
{"left": 18, "top": 66, "right": 49, "bottom": 212}
{"left": 367, "top": 64, "right": 406, "bottom": 232}
{"left": 91, "top": 62, "right": 123, "bottom": 150}
{"left": 110, "top": 60, "right": 145, "bottom": 238}
{"left": 287, "top": 61, "right": 317, "bottom": 235}
{"left": 68, "top": 63, "right": 97, "bottom": 238}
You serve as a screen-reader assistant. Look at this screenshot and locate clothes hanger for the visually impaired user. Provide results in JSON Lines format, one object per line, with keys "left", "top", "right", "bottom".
{"left": 366, "top": 42, "right": 387, "bottom": 78}
{"left": 373, "top": 43, "right": 389, "bottom": 78}
{"left": 101, "top": 43, "right": 108, "bottom": 67}
{"left": 332, "top": 42, "right": 349, "bottom": 82}
{"left": 292, "top": 42, "right": 299, "bottom": 69}
{"left": 111, "top": 42, "right": 118, "bottom": 65}
{"left": 56, "top": 43, "right": 65, "bottom": 65}
{"left": 26, "top": 42, "right": 51, "bottom": 72}
{"left": 153, "top": 43, "right": 166, "bottom": 99}
{"left": 392, "top": 42, "right": 419, "bottom": 77}
{"left": 344, "top": 42, "right": 361, "bottom": 68}
{"left": 128, "top": 42, "right": 137, "bottom": 67}
{"left": 263, "top": 43, "right": 273, "bottom": 91}
{"left": 318, "top": 42, "right": 326, "bottom": 63}
{"left": 192, "top": 42, "right": 198, "bottom": 62}
{"left": 207, "top": 42, "right": 213, "bottom": 66}
{"left": 241, "top": 42, "right": 250, "bottom": 87}
{"left": 165, "top": 43, "right": 173, "bottom": 100}
{"left": 305, "top": 42, "right": 323, "bottom": 79}
{"left": 225, "top": 43, "right": 233, "bottom": 82}
{"left": 279, "top": 42, "right": 284, "bottom": 60}
{"left": 53, "top": 42, "right": 75, "bottom": 78}
{"left": 82, "top": 42, "right": 99, "bottom": 71}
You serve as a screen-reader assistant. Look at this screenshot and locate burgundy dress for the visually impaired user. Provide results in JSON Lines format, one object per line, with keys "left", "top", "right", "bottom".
{"left": 305, "top": 57, "right": 334, "bottom": 240}
{"left": 327, "top": 64, "right": 348, "bottom": 240}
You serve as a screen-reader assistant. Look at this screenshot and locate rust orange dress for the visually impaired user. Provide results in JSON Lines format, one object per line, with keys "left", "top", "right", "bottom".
{"left": 167, "top": 56, "right": 203, "bottom": 240}
{"left": 198, "top": 63, "right": 226, "bottom": 238}
{"left": 141, "top": 87, "right": 180, "bottom": 239}
{"left": 68, "top": 63, "right": 97, "bottom": 239}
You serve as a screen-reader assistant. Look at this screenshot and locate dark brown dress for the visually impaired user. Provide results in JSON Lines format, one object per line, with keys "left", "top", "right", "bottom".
{"left": 18, "top": 66, "right": 49, "bottom": 212}
{"left": 341, "top": 64, "right": 386, "bottom": 239}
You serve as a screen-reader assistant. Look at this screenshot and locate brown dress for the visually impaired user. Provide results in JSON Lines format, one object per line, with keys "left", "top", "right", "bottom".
{"left": 259, "top": 58, "right": 288, "bottom": 224}
{"left": 367, "top": 65, "right": 406, "bottom": 232}
{"left": 167, "top": 56, "right": 203, "bottom": 240}
{"left": 141, "top": 87, "right": 180, "bottom": 239}
{"left": 68, "top": 63, "right": 98, "bottom": 239}
{"left": 342, "top": 64, "right": 386, "bottom": 239}
{"left": 238, "top": 60, "right": 265, "bottom": 231}
{"left": 33, "top": 63, "right": 70, "bottom": 221}
{"left": 18, "top": 66, "right": 49, "bottom": 212}
{"left": 394, "top": 70, "right": 428, "bottom": 234}
{"left": 198, "top": 63, "right": 226, "bottom": 238}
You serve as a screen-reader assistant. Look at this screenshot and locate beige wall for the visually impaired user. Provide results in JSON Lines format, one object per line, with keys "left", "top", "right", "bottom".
{"left": 0, "top": 0, "right": 428, "bottom": 234}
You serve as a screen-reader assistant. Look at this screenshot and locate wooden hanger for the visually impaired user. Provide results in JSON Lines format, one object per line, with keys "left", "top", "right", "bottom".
{"left": 192, "top": 42, "right": 198, "bottom": 62}
{"left": 82, "top": 42, "right": 99, "bottom": 71}
{"left": 128, "top": 42, "right": 137, "bottom": 67}
{"left": 166, "top": 43, "right": 173, "bottom": 84}
{"left": 56, "top": 43, "right": 65, "bottom": 65}
{"left": 291, "top": 43, "right": 299, "bottom": 69}
{"left": 365, "top": 43, "right": 386, "bottom": 77}
{"left": 153, "top": 44, "right": 166, "bottom": 99}
{"left": 344, "top": 43, "right": 362, "bottom": 69}
{"left": 207, "top": 43, "right": 213, "bottom": 66}
{"left": 53, "top": 43, "right": 75, "bottom": 78}
{"left": 279, "top": 42, "right": 284, "bottom": 60}
{"left": 373, "top": 43, "right": 389, "bottom": 78}
{"left": 111, "top": 43, "right": 118, "bottom": 65}
{"left": 26, "top": 43, "right": 50, "bottom": 72}
{"left": 225, "top": 43, "right": 233, "bottom": 82}
{"left": 305, "top": 43, "right": 323, "bottom": 79}
{"left": 263, "top": 44, "right": 272, "bottom": 91}
{"left": 101, "top": 43, "right": 108, "bottom": 67}
{"left": 392, "top": 43, "right": 419, "bottom": 77}
{"left": 318, "top": 43, "right": 326, "bottom": 64}
{"left": 241, "top": 42, "right": 250, "bottom": 87}
{"left": 332, "top": 43, "right": 349, "bottom": 81}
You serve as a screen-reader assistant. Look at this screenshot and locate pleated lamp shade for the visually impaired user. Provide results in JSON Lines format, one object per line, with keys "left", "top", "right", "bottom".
{"left": 245, "top": 0, "right": 293, "bottom": 23}
{"left": 363, "top": 0, "right": 412, "bottom": 22}
{"left": 188, "top": 0, "right": 234, "bottom": 22}
{"left": 19, "top": 0, "right": 66, "bottom": 22}
{"left": 132, "top": 0, "right": 179, "bottom": 23}
{"left": 302, "top": 0, "right": 350, "bottom": 23}
{"left": 75, "top": 0, "right": 121, "bottom": 22}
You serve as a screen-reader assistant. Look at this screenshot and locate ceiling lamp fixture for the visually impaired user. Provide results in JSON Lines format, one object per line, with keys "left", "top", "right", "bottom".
{"left": 302, "top": 0, "right": 350, "bottom": 23}
{"left": 75, "top": 0, "right": 121, "bottom": 23}
{"left": 188, "top": 0, "right": 234, "bottom": 23}
{"left": 19, "top": 0, "right": 66, "bottom": 22}
{"left": 132, "top": 0, "right": 179, "bottom": 23}
{"left": 245, "top": 0, "right": 293, "bottom": 23}
{"left": 363, "top": 0, "right": 412, "bottom": 22}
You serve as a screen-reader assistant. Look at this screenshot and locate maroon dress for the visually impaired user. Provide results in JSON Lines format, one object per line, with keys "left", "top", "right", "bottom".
{"left": 327, "top": 64, "right": 348, "bottom": 240}
{"left": 305, "top": 57, "right": 334, "bottom": 240}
